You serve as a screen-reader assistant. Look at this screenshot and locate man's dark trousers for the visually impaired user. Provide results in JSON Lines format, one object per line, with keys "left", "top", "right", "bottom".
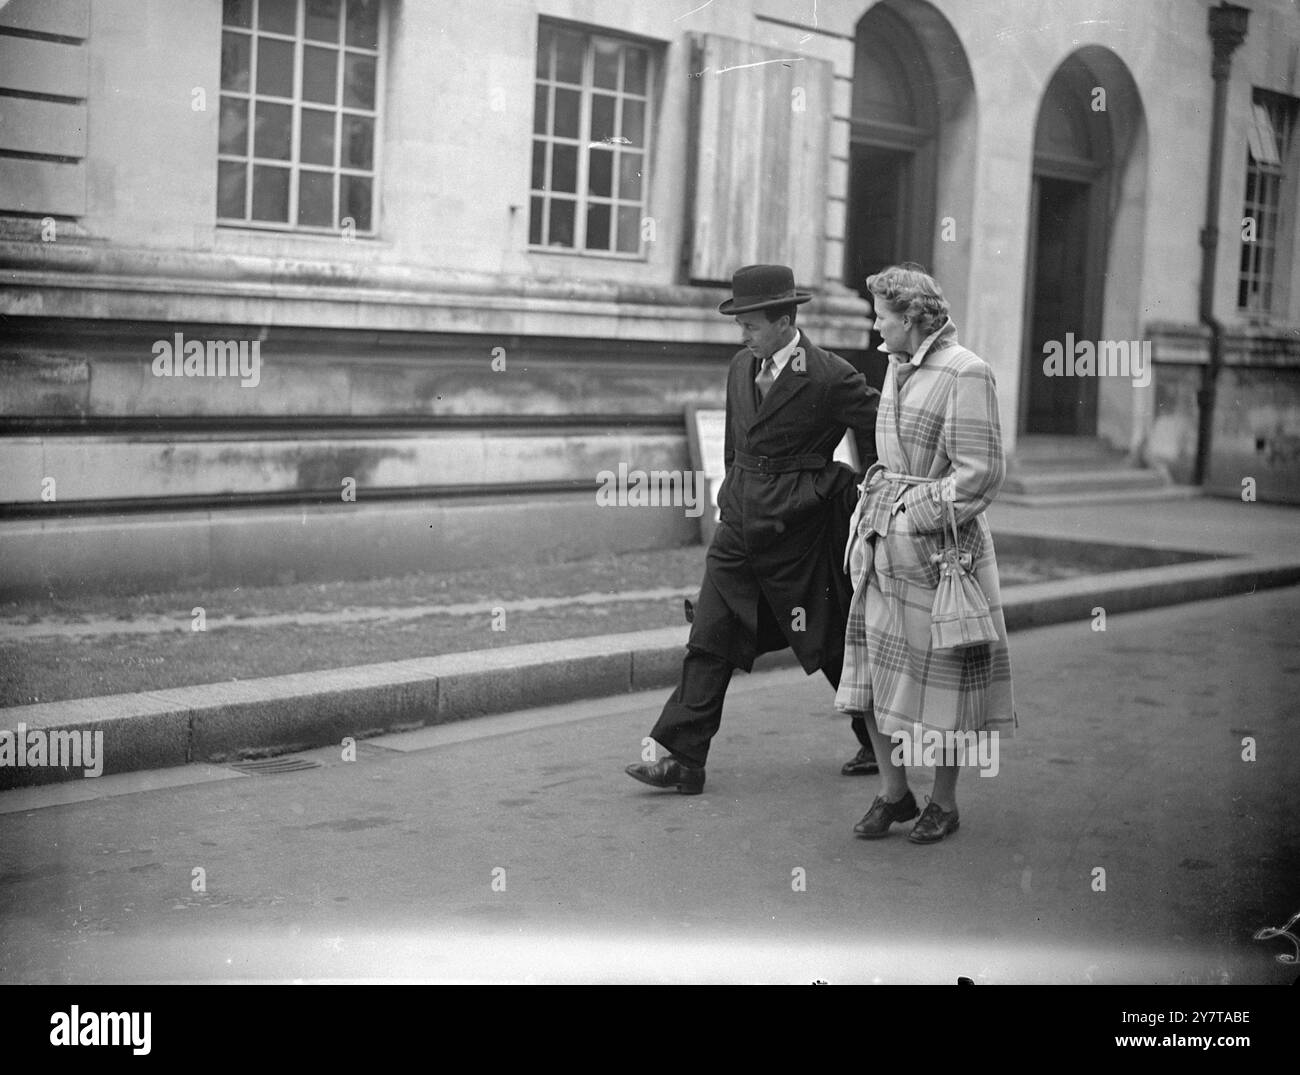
{"left": 649, "top": 593, "right": 871, "bottom": 767}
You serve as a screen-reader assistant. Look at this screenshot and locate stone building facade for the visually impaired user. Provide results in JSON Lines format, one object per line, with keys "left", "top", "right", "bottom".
{"left": 2, "top": 0, "right": 1297, "bottom": 596}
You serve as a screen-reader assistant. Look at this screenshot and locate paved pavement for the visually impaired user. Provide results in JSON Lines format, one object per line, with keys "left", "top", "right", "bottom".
{"left": 985, "top": 496, "right": 1297, "bottom": 557}
{"left": 1, "top": 587, "right": 1296, "bottom": 984}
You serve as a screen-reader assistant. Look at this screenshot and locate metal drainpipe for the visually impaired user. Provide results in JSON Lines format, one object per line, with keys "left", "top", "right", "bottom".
{"left": 1194, "top": 3, "right": 1250, "bottom": 486}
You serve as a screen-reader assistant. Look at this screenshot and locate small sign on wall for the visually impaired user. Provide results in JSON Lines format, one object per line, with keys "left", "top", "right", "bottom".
{"left": 684, "top": 405, "right": 727, "bottom": 546}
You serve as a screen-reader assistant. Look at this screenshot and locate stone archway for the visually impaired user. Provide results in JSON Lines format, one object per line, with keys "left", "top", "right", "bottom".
{"left": 1020, "top": 47, "right": 1149, "bottom": 448}
{"left": 844, "top": 0, "right": 977, "bottom": 336}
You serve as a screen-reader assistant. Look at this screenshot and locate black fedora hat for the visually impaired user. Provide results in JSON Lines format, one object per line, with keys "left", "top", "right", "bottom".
{"left": 718, "top": 264, "right": 813, "bottom": 314}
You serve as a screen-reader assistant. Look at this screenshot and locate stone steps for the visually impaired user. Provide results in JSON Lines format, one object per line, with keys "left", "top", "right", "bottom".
{"left": 1004, "top": 436, "right": 1179, "bottom": 504}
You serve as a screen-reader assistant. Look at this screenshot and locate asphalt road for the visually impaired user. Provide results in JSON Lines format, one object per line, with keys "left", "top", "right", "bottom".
{"left": 1, "top": 587, "right": 1297, "bottom": 984}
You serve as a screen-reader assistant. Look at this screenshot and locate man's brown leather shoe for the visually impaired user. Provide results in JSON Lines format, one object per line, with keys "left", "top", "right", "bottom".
{"left": 625, "top": 757, "right": 705, "bottom": 795}
{"left": 852, "top": 789, "right": 919, "bottom": 838}
{"left": 908, "top": 798, "right": 959, "bottom": 843}
{"left": 841, "top": 745, "right": 879, "bottom": 776}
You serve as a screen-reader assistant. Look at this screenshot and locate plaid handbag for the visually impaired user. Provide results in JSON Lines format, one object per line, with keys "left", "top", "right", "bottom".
{"left": 929, "top": 494, "right": 999, "bottom": 651}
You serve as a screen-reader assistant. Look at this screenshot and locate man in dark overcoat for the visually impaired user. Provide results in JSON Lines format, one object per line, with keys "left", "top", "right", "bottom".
{"left": 625, "top": 264, "right": 881, "bottom": 794}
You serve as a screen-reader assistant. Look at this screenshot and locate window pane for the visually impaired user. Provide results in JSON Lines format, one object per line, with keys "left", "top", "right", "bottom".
{"left": 257, "top": 36, "right": 295, "bottom": 97}
{"left": 222, "top": 0, "right": 386, "bottom": 234}
{"left": 221, "top": 31, "right": 251, "bottom": 92}
{"left": 533, "top": 84, "right": 548, "bottom": 135}
{"left": 219, "top": 96, "right": 249, "bottom": 155}
{"left": 253, "top": 100, "right": 292, "bottom": 159}
{"left": 624, "top": 48, "right": 647, "bottom": 95}
{"left": 217, "top": 161, "right": 247, "bottom": 217}
{"left": 258, "top": 0, "right": 296, "bottom": 34}
{"left": 531, "top": 140, "right": 546, "bottom": 190}
{"left": 553, "top": 87, "right": 580, "bottom": 139}
{"left": 621, "top": 98, "right": 645, "bottom": 146}
{"left": 341, "top": 114, "right": 373, "bottom": 169}
{"left": 618, "top": 152, "right": 643, "bottom": 199}
{"left": 341, "top": 174, "right": 372, "bottom": 230}
{"left": 536, "top": 24, "right": 553, "bottom": 80}
{"left": 588, "top": 149, "right": 612, "bottom": 197}
{"left": 346, "top": 0, "right": 380, "bottom": 49}
{"left": 305, "top": 0, "right": 341, "bottom": 42}
{"left": 251, "top": 164, "right": 290, "bottom": 220}
{"left": 616, "top": 205, "right": 641, "bottom": 253}
{"left": 303, "top": 45, "right": 338, "bottom": 104}
{"left": 590, "top": 94, "right": 615, "bottom": 142}
{"left": 551, "top": 144, "right": 577, "bottom": 193}
{"left": 531, "top": 25, "right": 655, "bottom": 257}
{"left": 593, "top": 40, "right": 619, "bottom": 90}
{"left": 344, "top": 53, "right": 376, "bottom": 109}
{"left": 1238, "top": 92, "right": 1298, "bottom": 314}
{"left": 586, "top": 202, "right": 611, "bottom": 250}
{"left": 553, "top": 29, "right": 583, "bottom": 85}
{"left": 223, "top": 0, "right": 252, "bottom": 30}
{"left": 530, "top": 196, "right": 545, "bottom": 244}
{"left": 298, "top": 169, "right": 334, "bottom": 225}
{"left": 300, "top": 108, "right": 335, "bottom": 165}
{"left": 549, "top": 198, "right": 575, "bottom": 246}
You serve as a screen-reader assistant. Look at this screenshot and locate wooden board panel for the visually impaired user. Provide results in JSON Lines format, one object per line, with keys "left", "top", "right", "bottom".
{"left": 684, "top": 404, "right": 725, "bottom": 544}
{"left": 687, "top": 32, "right": 831, "bottom": 288}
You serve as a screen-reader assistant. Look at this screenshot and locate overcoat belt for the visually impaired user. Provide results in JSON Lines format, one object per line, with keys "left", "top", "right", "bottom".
{"left": 686, "top": 335, "right": 880, "bottom": 675}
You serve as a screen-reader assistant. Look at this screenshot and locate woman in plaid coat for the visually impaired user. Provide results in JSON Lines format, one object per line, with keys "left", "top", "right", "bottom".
{"left": 835, "top": 264, "right": 1016, "bottom": 844}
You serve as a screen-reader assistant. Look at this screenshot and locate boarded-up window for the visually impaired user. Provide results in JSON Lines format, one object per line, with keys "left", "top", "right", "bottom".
{"left": 685, "top": 33, "right": 831, "bottom": 288}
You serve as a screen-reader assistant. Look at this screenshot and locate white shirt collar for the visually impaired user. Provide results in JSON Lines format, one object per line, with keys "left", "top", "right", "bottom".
{"left": 765, "top": 328, "right": 802, "bottom": 377}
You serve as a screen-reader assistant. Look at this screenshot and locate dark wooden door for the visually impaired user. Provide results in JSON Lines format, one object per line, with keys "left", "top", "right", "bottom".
{"left": 1024, "top": 175, "right": 1098, "bottom": 434}
{"left": 844, "top": 143, "right": 910, "bottom": 298}
{"left": 843, "top": 143, "right": 912, "bottom": 389}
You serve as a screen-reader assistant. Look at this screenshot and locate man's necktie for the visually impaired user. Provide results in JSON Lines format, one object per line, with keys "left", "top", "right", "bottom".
{"left": 755, "top": 357, "right": 776, "bottom": 400}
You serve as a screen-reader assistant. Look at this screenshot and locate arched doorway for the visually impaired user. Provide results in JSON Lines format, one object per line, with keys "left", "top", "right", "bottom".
{"left": 1021, "top": 57, "right": 1113, "bottom": 435}
{"left": 844, "top": 1, "right": 976, "bottom": 378}
{"left": 844, "top": 3, "right": 938, "bottom": 298}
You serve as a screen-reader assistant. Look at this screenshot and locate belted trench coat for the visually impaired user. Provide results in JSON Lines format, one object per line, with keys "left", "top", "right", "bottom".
{"left": 687, "top": 333, "right": 879, "bottom": 675}
{"left": 834, "top": 320, "right": 1017, "bottom": 738}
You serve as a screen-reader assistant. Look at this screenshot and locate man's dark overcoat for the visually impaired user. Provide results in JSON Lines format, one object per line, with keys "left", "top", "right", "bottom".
{"left": 688, "top": 334, "right": 880, "bottom": 676}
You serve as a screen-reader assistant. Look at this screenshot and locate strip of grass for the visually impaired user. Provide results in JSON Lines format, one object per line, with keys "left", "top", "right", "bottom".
{"left": 0, "top": 548, "right": 1083, "bottom": 707}
{"left": 0, "top": 548, "right": 711, "bottom": 625}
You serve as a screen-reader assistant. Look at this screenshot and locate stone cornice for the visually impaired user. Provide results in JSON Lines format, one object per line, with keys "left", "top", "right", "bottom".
{"left": 0, "top": 241, "right": 873, "bottom": 347}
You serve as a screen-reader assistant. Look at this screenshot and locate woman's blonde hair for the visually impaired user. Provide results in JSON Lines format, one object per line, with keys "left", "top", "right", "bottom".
{"left": 865, "top": 263, "right": 950, "bottom": 336}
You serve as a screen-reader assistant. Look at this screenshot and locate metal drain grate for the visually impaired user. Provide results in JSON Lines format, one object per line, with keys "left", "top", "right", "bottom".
{"left": 228, "top": 756, "right": 323, "bottom": 775}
